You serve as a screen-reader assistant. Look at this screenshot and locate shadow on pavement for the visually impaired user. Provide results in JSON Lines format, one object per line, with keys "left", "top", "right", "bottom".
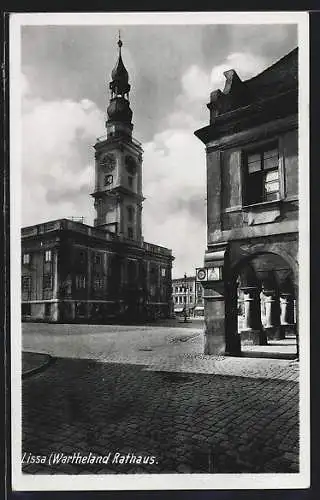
{"left": 21, "top": 356, "right": 299, "bottom": 475}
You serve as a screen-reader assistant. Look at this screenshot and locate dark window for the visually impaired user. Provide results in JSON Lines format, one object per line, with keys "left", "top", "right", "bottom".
{"left": 43, "top": 274, "right": 53, "bottom": 289}
{"left": 128, "top": 176, "right": 133, "bottom": 188}
{"left": 79, "top": 251, "right": 86, "bottom": 264}
{"left": 76, "top": 302, "right": 86, "bottom": 316}
{"left": 128, "top": 260, "right": 136, "bottom": 283}
{"left": 76, "top": 275, "right": 86, "bottom": 289}
{"left": 93, "top": 275, "right": 104, "bottom": 289}
{"left": 244, "top": 144, "right": 280, "bottom": 205}
{"left": 125, "top": 155, "right": 137, "bottom": 175}
{"left": 22, "top": 303, "right": 31, "bottom": 315}
{"left": 128, "top": 227, "right": 133, "bottom": 239}
{"left": 127, "top": 206, "right": 134, "bottom": 222}
{"left": 94, "top": 254, "right": 102, "bottom": 265}
{"left": 22, "top": 276, "right": 32, "bottom": 294}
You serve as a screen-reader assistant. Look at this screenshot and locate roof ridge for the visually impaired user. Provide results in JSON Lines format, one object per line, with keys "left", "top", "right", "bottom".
{"left": 244, "top": 47, "right": 298, "bottom": 85}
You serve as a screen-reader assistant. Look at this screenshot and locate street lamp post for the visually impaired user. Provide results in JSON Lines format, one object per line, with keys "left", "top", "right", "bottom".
{"left": 184, "top": 272, "right": 188, "bottom": 323}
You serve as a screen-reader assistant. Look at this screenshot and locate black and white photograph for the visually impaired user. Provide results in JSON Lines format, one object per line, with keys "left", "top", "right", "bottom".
{"left": 10, "top": 11, "right": 309, "bottom": 491}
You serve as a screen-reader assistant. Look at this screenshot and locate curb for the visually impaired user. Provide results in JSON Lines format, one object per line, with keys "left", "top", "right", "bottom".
{"left": 22, "top": 353, "right": 55, "bottom": 379}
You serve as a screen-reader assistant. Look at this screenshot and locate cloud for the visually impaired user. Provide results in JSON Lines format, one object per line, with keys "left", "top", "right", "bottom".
{"left": 138, "top": 51, "right": 269, "bottom": 277}
{"left": 210, "top": 52, "right": 267, "bottom": 89}
{"left": 22, "top": 74, "right": 104, "bottom": 227}
{"left": 142, "top": 50, "right": 269, "bottom": 278}
{"left": 181, "top": 65, "right": 211, "bottom": 101}
{"left": 143, "top": 126, "right": 207, "bottom": 278}
{"left": 181, "top": 51, "right": 267, "bottom": 103}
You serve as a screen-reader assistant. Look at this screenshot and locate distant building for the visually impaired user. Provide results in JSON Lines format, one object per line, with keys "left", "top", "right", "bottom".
{"left": 195, "top": 48, "right": 298, "bottom": 355}
{"left": 172, "top": 276, "right": 204, "bottom": 317}
{"left": 21, "top": 37, "right": 174, "bottom": 323}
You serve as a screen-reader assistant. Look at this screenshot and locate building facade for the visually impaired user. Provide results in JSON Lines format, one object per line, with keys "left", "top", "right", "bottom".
{"left": 172, "top": 276, "right": 204, "bottom": 317}
{"left": 195, "top": 48, "right": 298, "bottom": 355}
{"left": 21, "top": 38, "right": 174, "bottom": 323}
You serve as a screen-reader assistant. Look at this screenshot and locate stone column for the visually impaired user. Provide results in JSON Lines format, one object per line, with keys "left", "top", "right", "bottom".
{"left": 280, "top": 293, "right": 295, "bottom": 325}
{"left": 263, "top": 289, "right": 282, "bottom": 339}
{"left": 280, "top": 292, "right": 295, "bottom": 338}
{"left": 263, "top": 290, "right": 278, "bottom": 327}
{"left": 240, "top": 286, "right": 266, "bottom": 345}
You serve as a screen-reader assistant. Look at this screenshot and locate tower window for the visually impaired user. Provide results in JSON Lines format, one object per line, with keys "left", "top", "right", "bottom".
{"left": 127, "top": 206, "right": 134, "bottom": 222}
{"left": 128, "top": 176, "right": 133, "bottom": 188}
{"left": 104, "top": 174, "right": 113, "bottom": 186}
{"left": 244, "top": 143, "right": 280, "bottom": 205}
{"left": 125, "top": 156, "right": 137, "bottom": 175}
{"left": 128, "top": 227, "right": 133, "bottom": 239}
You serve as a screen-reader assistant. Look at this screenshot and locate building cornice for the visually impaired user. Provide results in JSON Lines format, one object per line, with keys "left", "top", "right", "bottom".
{"left": 205, "top": 114, "right": 298, "bottom": 152}
{"left": 195, "top": 89, "right": 297, "bottom": 146}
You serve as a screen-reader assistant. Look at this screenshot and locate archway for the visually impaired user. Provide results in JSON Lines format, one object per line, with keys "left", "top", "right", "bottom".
{"left": 230, "top": 252, "right": 297, "bottom": 357}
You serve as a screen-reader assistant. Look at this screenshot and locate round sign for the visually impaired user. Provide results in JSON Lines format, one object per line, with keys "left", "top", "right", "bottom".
{"left": 197, "top": 268, "right": 206, "bottom": 281}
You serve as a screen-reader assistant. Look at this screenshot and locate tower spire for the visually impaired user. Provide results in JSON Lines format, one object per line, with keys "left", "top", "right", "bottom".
{"left": 109, "top": 33, "right": 130, "bottom": 99}
{"left": 106, "top": 32, "right": 133, "bottom": 136}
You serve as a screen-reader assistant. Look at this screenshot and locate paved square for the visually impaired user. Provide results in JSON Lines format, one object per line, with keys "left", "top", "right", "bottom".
{"left": 21, "top": 323, "right": 299, "bottom": 474}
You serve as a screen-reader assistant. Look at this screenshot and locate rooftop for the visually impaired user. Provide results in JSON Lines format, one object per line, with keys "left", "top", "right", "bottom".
{"left": 208, "top": 47, "right": 298, "bottom": 118}
{"left": 21, "top": 218, "right": 173, "bottom": 258}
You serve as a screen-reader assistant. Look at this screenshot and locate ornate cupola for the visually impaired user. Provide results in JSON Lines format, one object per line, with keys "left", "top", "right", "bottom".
{"left": 106, "top": 35, "right": 133, "bottom": 138}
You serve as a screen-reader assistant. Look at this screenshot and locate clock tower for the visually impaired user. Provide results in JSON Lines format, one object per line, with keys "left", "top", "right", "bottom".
{"left": 92, "top": 35, "right": 144, "bottom": 242}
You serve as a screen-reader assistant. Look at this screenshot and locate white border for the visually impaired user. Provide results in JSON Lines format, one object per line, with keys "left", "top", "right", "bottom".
{"left": 10, "top": 11, "right": 310, "bottom": 491}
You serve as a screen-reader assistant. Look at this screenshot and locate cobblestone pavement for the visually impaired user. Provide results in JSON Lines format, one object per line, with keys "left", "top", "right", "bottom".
{"left": 21, "top": 323, "right": 299, "bottom": 474}
{"left": 22, "top": 323, "right": 298, "bottom": 381}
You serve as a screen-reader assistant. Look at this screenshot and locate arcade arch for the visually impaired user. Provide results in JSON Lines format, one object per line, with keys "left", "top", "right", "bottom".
{"left": 229, "top": 252, "right": 297, "bottom": 353}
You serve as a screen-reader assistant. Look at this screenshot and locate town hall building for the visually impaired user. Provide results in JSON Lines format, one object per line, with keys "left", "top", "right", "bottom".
{"left": 21, "top": 37, "right": 174, "bottom": 323}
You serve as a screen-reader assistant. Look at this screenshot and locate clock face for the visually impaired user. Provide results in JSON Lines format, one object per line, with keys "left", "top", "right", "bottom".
{"left": 100, "top": 153, "right": 116, "bottom": 172}
{"left": 197, "top": 268, "right": 207, "bottom": 281}
{"left": 125, "top": 155, "right": 137, "bottom": 175}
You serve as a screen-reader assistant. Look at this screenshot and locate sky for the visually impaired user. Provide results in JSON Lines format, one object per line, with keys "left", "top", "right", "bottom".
{"left": 19, "top": 18, "right": 297, "bottom": 278}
